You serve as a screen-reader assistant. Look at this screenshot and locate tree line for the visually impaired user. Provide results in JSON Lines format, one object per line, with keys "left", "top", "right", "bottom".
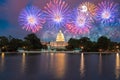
{"left": 67, "top": 37, "right": 120, "bottom": 52}
{"left": 0, "top": 33, "right": 44, "bottom": 52}
{"left": 0, "top": 33, "right": 120, "bottom": 52}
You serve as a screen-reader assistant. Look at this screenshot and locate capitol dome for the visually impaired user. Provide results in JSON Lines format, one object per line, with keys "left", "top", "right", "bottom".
{"left": 50, "top": 30, "right": 68, "bottom": 49}
{"left": 56, "top": 30, "right": 65, "bottom": 42}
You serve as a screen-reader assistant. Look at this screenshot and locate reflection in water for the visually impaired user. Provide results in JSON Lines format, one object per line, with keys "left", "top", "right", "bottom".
{"left": 49, "top": 53, "right": 55, "bottom": 72}
{"left": 50, "top": 53, "right": 54, "bottom": 56}
{"left": 21, "top": 53, "right": 26, "bottom": 73}
{"left": 80, "top": 53, "right": 85, "bottom": 77}
{"left": 54, "top": 53, "right": 66, "bottom": 78}
{"left": 40, "top": 53, "right": 66, "bottom": 79}
{"left": 0, "top": 52, "right": 5, "bottom": 71}
{"left": 115, "top": 53, "right": 120, "bottom": 80}
{"left": 40, "top": 53, "right": 50, "bottom": 73}
{"left": 99, "top": 53, "right": 102, "bottom": 75}
{"left": 0, "top": 52, "right": 120, "bottom": 80}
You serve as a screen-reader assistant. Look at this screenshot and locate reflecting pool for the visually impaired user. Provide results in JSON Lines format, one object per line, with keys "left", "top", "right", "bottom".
{"left": 0, "top": 53, "right": 120, "bottom": 80}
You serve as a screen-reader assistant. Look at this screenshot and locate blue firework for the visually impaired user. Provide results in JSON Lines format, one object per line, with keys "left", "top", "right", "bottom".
{"left": 97, "top": 1, "right": 119, "bottom": 26}
{"left": 44, "top": 0, "right": 71, "bottom": 30}
{"left": 19, "top": 6, "right": 45, "bottom": 33}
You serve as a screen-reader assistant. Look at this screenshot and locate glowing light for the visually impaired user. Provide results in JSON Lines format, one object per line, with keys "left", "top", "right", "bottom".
{"left": 1, "top": 52, "right": 5, "bottom": 57}
{"left": 53, "top": 13, "right": 63, "bottom": 23}
{"left": 81, "top": 6, "right": 88, "bottom": 12}
{"left": 80, "top": 53, "right": 85, "bottom": 77}
{"left": 54, "top": 53, "right": 66, "bottom": 78}
{"left": 102, "top": 11, "right": 111, "bottom": 19}
{"left": 97, "top": 1, "right": 119, "bottom": 25}
{"left": 23, "top": 53, "right": 25, "bottom": 56}
{"left": 27, "top": 16, "right": 36, "bottom": 25}
{"left": 99, "top": 53, "right": 102, "bottom": 74}
{"left": 50, "top": 53, "right": 54, "bottom": 56}
{"left": 19, "top": 6, "right": 45, "bottom": 33}
{"left": 1, "top": 52, "right": 5, "bottom": 71}
{"left": 78, "top": 2, "right": 97, "bottom": 21}
{"left": 21, "top": 52, "right": 26, "bottom": 73}
{"left": 66, "top": 11, "right": 92, "bottom": 35}
{"left": 115, "top": 53, "right": 120, "bottom": 79}
{"left": 44, "top": 0, "right": 71, "bottom": 29}
{"left": 76, "top": 15, "right": 86, "bottom": 27}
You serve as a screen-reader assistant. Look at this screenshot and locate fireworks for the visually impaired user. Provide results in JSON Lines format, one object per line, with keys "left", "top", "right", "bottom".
{"left": 19, "top": 6, "right": 45, "bottom": 33}
{"left": 76, "top": 14, "right": 87, "bottom": 28}
{"left": 65, "top": 2, "right": 96, "bottom": 35}
{"left": 78, "top": 2, "right": 97, "bottom": 21}
{"left": 66, "top": 12, "right": 92, "bottom": 35}
{"left": 17, "top": 0, "right": 120, "bottom": 41}
{"left": 44, "top": 0, "right": 71, "bottom": 29}
{"left": 65, "top": 2, "right": 93, "bottom": 35}
{"left": 97, "top": 1, "right": 119, "bottom": 25}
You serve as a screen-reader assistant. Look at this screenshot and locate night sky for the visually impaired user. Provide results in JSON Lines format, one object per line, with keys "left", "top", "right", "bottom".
{"left": 0, "top": 0, "right": 120, "bottom": 42}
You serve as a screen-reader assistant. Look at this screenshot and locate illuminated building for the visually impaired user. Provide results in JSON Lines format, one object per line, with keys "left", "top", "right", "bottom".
{"left": 50, "top": 30, "right": 68, "bottom": 49}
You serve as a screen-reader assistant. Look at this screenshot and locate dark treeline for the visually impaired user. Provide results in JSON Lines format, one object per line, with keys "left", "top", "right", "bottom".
{"left": 66, "top": 36, "right": 120, "bottom": 52}
{"left": 0, "top": 33, "right": 120, "bottom": 52}
{"left": 0, "top": 33, "right": 45, "bottom": 52}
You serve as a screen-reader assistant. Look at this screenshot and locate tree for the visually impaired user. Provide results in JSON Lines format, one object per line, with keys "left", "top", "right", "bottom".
{"left": 79, "top": 37, "right": 93, "bottom": 51}
{"left": 8, "top": 38, "right": 23, "bottom": 51}
{"left": 24, "top": 33, "right": 42, "bottom": 50}
{"left": 67, "top": 38, "right": 79, "bottom": 50}
{"left": 108, "top": 41, "right": 117, "bottom": 51}
{"left": 97, "top": 36, "right": 110, "bottom": 51}
{"left": 0, "top": 36, "right": 9, "bottom": 51}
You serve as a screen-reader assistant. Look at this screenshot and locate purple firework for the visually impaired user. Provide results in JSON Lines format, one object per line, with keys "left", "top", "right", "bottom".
{"left": 66, "top": 9, "right": 92, "bottom": 35}
{"left": 97, "top": 1, "right": 119, "bottom": 25}
{"left": 44, "top": 0, "right": 71, "bottom": 29}
{"left": 19, "top": 6, "right": 45, "bottom": 33}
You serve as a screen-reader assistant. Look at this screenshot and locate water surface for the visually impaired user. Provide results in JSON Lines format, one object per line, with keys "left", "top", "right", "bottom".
{"left": 0, "top": 53, "right": 120, "bottom": 80}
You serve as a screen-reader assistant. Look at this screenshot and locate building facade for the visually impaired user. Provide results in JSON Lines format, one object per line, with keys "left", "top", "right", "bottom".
{"left": 50, "top": 30, "right": 68, "bottom": 49}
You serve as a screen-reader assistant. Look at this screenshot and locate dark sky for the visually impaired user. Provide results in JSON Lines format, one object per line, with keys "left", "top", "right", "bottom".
{"left": 0, "top": 0, "right": 120, "bottom": 42}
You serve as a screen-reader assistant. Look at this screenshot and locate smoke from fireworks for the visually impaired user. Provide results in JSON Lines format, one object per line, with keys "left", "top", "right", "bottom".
{"left": 19, "top": 6, "right": 45, "bottom": 33}
{"left": 44, "top": 0, "right": 71, "bottom": 30}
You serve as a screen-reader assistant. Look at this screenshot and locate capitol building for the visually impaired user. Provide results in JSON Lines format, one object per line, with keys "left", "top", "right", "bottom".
{"left": 50, "top": 30, "right": 68, "bottom": 49}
